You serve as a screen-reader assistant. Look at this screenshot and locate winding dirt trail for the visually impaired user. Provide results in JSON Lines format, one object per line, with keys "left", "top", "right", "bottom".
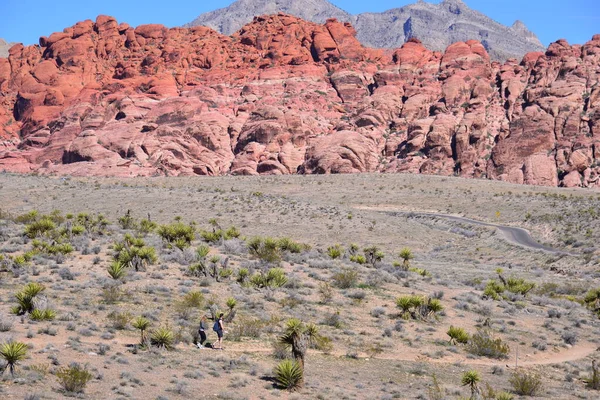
{"left": 357, "top": 206, "right": 576, "bottom": 256}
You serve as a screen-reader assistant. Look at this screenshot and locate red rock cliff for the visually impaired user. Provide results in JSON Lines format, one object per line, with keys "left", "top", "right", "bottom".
{"left": 0, "top": 14, "right": 598, "bottom": 187}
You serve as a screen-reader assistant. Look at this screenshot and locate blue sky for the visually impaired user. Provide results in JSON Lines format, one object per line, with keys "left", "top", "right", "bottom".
{"left": 0, "top": 0, "right": 598, "bottom": 48}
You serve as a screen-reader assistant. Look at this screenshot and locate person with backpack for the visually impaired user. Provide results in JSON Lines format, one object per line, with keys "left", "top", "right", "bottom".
{"left": 197, "top": 315, "right": 208, "bottom": 349}
{"left": 213, "top": 313, "right": 226, "bottom": 350}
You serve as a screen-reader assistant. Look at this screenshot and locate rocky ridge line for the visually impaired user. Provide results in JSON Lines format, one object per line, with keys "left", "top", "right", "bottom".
{"left": 186, "top": 0, "right": 546, "bottom": 61}
{"left": 0, "top": 14, "right": 598, "bottom": 187}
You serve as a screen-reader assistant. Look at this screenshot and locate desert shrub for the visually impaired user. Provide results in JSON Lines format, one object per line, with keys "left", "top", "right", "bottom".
{"left": 117, "top": 210, "right": 137, "bottom": 230}
{"left": 75, "top": 213, "right": 109, "bottom": 235}
{"left": 24, "top": 218, "right": 56, "bottom": 238}
{"left": 250, "top": 268, "right": 288, "bottom": 289}
{"left": 447, "top": 326, "right": 470, "bottom": 344}
{"left": 363, "top": 246, "right": 384, "bottom": 267}
{"left": 15, "top": 210, "right": 39, "bottom": 224}
{"left": 484, "top": 270, "right": 535, "bottom": 300}
{"left": 107, "top": 311, "right": 132, "bottom": 330}
{"left": 138, "top": 218, "right": 157, "bottom": 234}
{"left": 509, "top": 369, "right": 542, "bottom": 396}
{"left": 29, "top": 308, "right": 56, "bottom": 321}
{"left": 396, "top": 295, "right": 443, "bottom": 320}
{"left": 157, "top": 221, "right": 195, "bottom": 249}
{"left": 0, "top": 341, "right": 28, "bottom": 376}
{"left": 277, "top": 237, "right": 307, "bottom": 254}
{"left": 409, "top": 267, "right": 431, "bottom": 277}
{"left": 461, "top": 370, "right": 481, "bottom": 399}
{"left": 132, "top": 316, "right": 151, "bottom": 346}
{"left": 174, "top": 291, "right": 205, "bottom": 319}
{"left": 12, "top": 282, "right": 45, "bottom": 315}
{"left": 200, "top": 225, "right": 241, "bottom": 243}
{"left": 584, "top": 288, "right": 600, "bottom": 316}
{"left": 150, "top": 326, "right": 175, "bottom": 350}
{"left": 274, "top": 359, "right": 303, "bottom": 391}
{"left": 318, "top": 282, "right": 334, "bottom": 303}
{"left": 107, "top": 261, "right": 127, "bottom": 280}
{"left": 398, "top": 247, "right": 414, "bottom": 270}
{"left": 247, "top": 237, "right": 282, "bottom": 263}
{"left": 327, "top": 245, "right": 343, "bottom": 259}
{"left": 31, "top": 240, "right": 74, "bottom": 255}
{"left": 332, "top": 269, "right": 358, "bottom": 289}
{"left": 228, "top": 317, "right": 264, "bottom": 341}
{"left": 584, "top": 360, "right": 600, "bottom": 390}
{"left": 112, "top": 234, "right": 157, "bottom": 270}
{"left": 349, "top": 254, "right": 366, "bottom": 264}
{"left": 55, "top": 363, "right": 93, "bottom": 393}
{"left": 466, "top": 330, "right": 509, "bottom": 359}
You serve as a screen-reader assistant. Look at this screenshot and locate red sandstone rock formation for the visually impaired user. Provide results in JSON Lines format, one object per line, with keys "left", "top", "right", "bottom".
{"left": 0, "top": 14, "right": 598, "bottom": 187}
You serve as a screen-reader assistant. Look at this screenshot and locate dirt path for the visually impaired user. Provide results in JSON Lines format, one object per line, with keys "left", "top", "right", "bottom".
{"left": 355, "top": 206, "right": 576, "bottom": 256}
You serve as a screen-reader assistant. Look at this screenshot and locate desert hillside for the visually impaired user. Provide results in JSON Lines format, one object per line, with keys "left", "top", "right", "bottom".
{"left": 0, "top": 173, "right": 600, "bottom": 398}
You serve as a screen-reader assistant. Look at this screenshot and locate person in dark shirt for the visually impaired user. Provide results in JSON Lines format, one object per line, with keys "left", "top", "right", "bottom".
{"left": 197, "top": 315, "right": 208, "bottom": 349}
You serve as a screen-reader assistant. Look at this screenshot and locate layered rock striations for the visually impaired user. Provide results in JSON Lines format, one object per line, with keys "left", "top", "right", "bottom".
{"left": 187, "top": 0, "right": 545, "bottom": 61}
{"left": 0, "top": 14, "right": 599, "bottom": 187}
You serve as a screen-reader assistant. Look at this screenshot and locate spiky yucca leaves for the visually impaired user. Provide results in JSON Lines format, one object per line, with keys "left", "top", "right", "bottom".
{"left": 24, "top": 217, "right": 56, "bottom": 238}
{"left": 150, "top": 326, "right": 175, "bottom": 350}
{"left": 112, "top": 234, "right": 157, "bottom": 271}
{"left": 250, "top": 268, "right": 288, "bottom": 289}
{"left": 0, "top": 341, "right": 28, "bottom": 376}
{"left": 157, "top": 221, "right": 195, "bottom": 249}
{"left": 447, "top": 326, "right": 470, "bottom": 345}
{"left": 398, "top": 247, "right": 414, "bottom": 270}
{"left": 279, "top": 318, "right": 321, "bottom": 383}
{"left": 584, "top": 288, "right": 600, "bottom": 316}
{"left": 13, "top": 282, "right": 45, "bottom": 315}
{"left": 462, "top": 370, "right": 481, "bottom": 399}
{"left": 107, "top": 261, "right": 127, "bottom": 280}
{"left": 29, "top": 308, "right": 56, "bottom": 321}
{"left": 396, "top": 295, "right": 443, "bottom": 320}
{"left": 326, "top": 244, "right": 343, "bottom": 259}
{"left": 132, "top": 316, "right": 151, "bottom": 346}
{"left": 274, "top": 359, "right": 303, "bottom": 391}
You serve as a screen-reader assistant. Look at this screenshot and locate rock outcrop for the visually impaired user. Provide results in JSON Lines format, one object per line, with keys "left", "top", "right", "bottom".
{"left": 0, "top": 39, "right": 16, "bottom": 58}
{"left": 186, "top": 0, "right": 545, "bottom": 61}
{"left": 0, "top": 14, "right": 599, "bottom": 187}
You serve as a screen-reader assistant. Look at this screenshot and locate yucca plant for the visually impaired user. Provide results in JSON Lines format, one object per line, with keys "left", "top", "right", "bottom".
{"left": 150, "top": 326, "right": 175, "bottom": 350}
{"left": 279, "top": 318, "right": 321, "bottom": 383}
{"left": 29, "top": 308, "right": 56, "bottom": 321}
{"left": 398, "top": 247, "right": 414, "bottom": 270}
{"left": 327, "top": 245, "right": 343, "bottom": 259}
{"left": 107, "top": 261, "right": 127, "bottom": 280}
{"left": 237, "top": 268, "right": 250, "bottom": 285}
{"left": 447, "top": 326, "right": 470, "bottom": 345}
{"left": 24, "top": 217, "right": 56, "bottom": 238}
{"left": 274, "top": 359, "right": 303, "bottom": 391}
{"left": 461, "top": 370, "right": 481, "bottom": 399}
{"left": 250, "top": 268, "right": 288, "bottom": 289}
{"left": 157, "top": 221, "right": 195, "bottom": 248}
{"left": 132, "top": 316, "right": 151, "bottom": 346}
{"left": 13, "top": 282, "right": 45, "bottom": 315}
{"left": 0, "top": 341, "right": 28, "bottom": 376}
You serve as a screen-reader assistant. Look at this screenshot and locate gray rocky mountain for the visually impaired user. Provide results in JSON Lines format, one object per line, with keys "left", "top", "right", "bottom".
{"left": 0, "top": 39, "right": 16, "bottom": 58}
{"left": 186, "top": 0, "right": 545, "bottom": 60}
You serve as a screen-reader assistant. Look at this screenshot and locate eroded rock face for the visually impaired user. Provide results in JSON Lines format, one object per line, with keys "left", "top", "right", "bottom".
{"left": 0, "top": 15, "right": 598, "bottom": 187}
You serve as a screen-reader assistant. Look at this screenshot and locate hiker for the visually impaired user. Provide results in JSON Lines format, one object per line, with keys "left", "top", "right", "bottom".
{"left": 197, "top": 315, "right": 208, "bottom": 349}
{"left": 213, "top": 313, "right": 226, "bottom": 350}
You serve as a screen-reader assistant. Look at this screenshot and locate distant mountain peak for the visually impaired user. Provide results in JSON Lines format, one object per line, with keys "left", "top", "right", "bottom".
{"left": 186, "top": 0, "right": 544, "bottom": 61}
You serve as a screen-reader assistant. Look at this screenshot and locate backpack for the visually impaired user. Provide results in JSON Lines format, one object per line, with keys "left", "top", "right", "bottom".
{"left": 213, "top": 320, "right": 220, "bottom": 332}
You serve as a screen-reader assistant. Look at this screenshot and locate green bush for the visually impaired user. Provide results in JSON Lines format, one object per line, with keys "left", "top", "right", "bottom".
{"left": 112, "top": 234, "right": 157, "bottom": 270}
{"left": 363, "top": 246, "right": 384, "bottom": 267}
{"left": 0, "top": 341, "right": 28, "bottom": 376}
{"left": 13, "top": 282, "right": 45, "bottom": 315}
{"left": 509, "top": 369, "right": 542, "bottom": 396}
{"left": 332, "top": 269, "right": 358, "bottom": 289}
{"left": 447, "top": 326, "right": 470, "bottom": 344}
{"left": 396, "top": 295, "right": 443, "bottom": 320}
{"left": 32, "top": 240, "right": 74, "bottom": 255}
{"left": 274, "top": 359, "right": 303, "bottom": 391}
{"left": 467, "top": 330, "right": 510, "bottom": 359}
{"left": 157, "top": 221, "right": 195, "bottom": 249}
{"left": 247, "top": 237, "right": 282, "bottom": 263}
{"left": 29, "top": 308, "right": 56, "bottom": 321}
{"left": 56, "top": 363, "right": 93, "bottom": 393}
{"left": 349, "top": 254, "right": 366, "bottom": 264}
{"left": 484, "top": 271, "right": 535, "bottom": 300}
{"left": 277, "top": 237, "right": 307, "bottom": 253}
{"left": 24, "top": 217, "right": 56, "bottom": 238}
{"left": 107, "top": 261, "right": 127, "bottom": 280}
{"left": 150, "top": 326, "right": 175, "bottom": 350}
{"left": 107, "top": 311, "right": 132, "bottom": 330}
{"left": 250, "top": 268, "right": 288, "bottom": 289}
{"left": 327, "top": 245, "right": 343, "bottom": 259}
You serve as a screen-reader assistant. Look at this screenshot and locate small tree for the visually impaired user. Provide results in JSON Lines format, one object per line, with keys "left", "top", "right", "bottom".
{"left": 0, "top": 341, "right": 28, "bottom": 376}
{"left": 398, "top": 248, "right": 414, "bottom": 270}
{"left": 363, "top": 246, "right": 384, "bottom": 268}
{"left": 278, "top": 319, "right": 321, "bottom": 388}
{"left": 461, "top": 370, "right": 480, "bottom": 400}
{"left": 132, "top": 316, "right": 151, "bottom": 346}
